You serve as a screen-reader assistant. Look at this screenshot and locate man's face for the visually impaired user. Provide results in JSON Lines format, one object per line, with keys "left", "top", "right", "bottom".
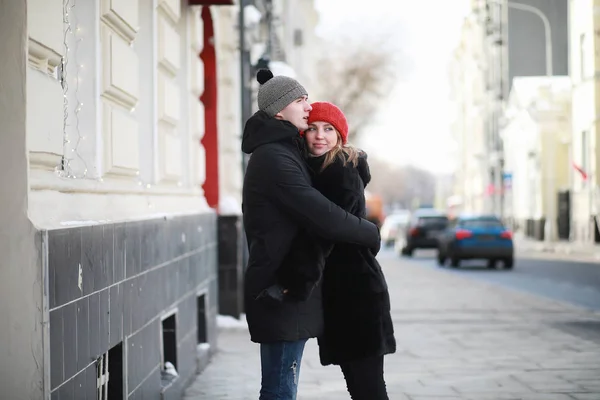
{"left": 275, "top": 96, "right": 312, "bottom": 131}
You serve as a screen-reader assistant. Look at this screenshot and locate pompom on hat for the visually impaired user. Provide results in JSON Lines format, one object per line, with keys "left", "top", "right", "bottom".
{"left": 256, "top": 69, "right": 308, "bottom": 117}
{"left": 306, "top": 102, "right": 349, "bottom": 144}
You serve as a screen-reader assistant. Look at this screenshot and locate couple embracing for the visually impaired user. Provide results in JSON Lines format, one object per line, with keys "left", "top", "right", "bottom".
{"left": 242, "top": 68, "right": 395, "bottom": 400}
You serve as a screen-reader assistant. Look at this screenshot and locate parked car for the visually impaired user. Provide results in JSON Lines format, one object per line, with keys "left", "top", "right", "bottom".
{"left": 436, "top": 214, "right": 514, "bottom": 269}
{"left": 396, "top": 209, "right": 448, "bottom": 256}
{"left": 380, "top": 211, "right": 410, "bottom": 246}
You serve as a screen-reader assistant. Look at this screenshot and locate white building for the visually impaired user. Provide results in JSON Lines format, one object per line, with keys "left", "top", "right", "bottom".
{"left": 271, "top": 0, "right": 322, "bottom": 98}
{"left": 569, "top": 0, "right": 600, "bottom": 244}
{"left": 501, "top": 76, "right": 571, "bottom": 241}
{"left": 448, "top": 12, "right": 488, "bottom": 215}
{"left": 0, "top": 0, "right": 243, "bottom": 398}
{"left": 246, "top": 0, "right": 322, "bottom": 104}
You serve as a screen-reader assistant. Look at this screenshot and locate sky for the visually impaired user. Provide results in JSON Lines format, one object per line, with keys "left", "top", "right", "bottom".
{"left": 313, "top": 0, "right": 471, "bottom": 174}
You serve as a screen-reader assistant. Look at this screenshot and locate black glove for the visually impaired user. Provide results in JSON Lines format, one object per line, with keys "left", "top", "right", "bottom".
{"left": 255, "top": 284, "right": 287, "bottom": 305}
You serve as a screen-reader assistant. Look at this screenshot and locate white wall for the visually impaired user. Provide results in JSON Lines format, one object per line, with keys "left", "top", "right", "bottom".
{"left": 449, "top": 16, "right": 487, "bottom": 214}
{"left": 502, "top": 77, "right": 572, "bottom": 240}
{"left": 214, "top": 6, "right": 243, "bottom": 211}
{"left": 26, "top": 0, "right": 213, "bottom": 230}
{"left": 271, "top": 0, "right": 322, "bottom": 99}
{"left": 502, "top": 113, "right": 540, "bottom": 221}
{"left": 570, "top": 0, "right": 597, "bottom": 241}
{"left": 0, "top": 1, "right": 45, "bottom": 398}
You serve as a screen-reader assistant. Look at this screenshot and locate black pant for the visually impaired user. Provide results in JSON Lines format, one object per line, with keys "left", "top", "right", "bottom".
{"left": 340, "top": 355, "right": 389, "bottom": 400}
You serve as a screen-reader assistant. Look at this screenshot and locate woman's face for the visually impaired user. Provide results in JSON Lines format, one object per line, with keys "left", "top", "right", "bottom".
{"left": 304, "top": 121, "right": 339, "bottom": 156}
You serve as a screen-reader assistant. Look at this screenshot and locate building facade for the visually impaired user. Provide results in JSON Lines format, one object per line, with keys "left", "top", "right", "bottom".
{"left": 450, "top": 0, "right": 570, "bottom": 218}
{"left": 569, "top": 0, "right": 600, "bottom": 244}
{"left": 449, "top": 9, "right": 488, "bottom": 215}
{"left": 0, "top": 0, "right": 239, "bottom": 399}
{"left": 501, "top": 77, "right": 571, "bottom": 240}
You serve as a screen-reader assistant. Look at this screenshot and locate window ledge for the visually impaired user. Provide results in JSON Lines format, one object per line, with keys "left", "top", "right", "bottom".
{"left": 29, "top": 168, "right": 201, "bottom": 197}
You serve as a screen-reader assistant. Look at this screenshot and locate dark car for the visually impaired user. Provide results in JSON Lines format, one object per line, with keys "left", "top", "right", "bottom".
{"left": 436, "top": 214, "right": 514, "bottom": 269}
{"left": 397, "top": 209, "right": 448, "bottom": 257}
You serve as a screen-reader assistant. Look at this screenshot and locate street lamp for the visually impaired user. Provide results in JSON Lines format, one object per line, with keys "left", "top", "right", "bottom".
{"left": 508, "top": 2, "right": 554, "bottom": 240}
{"left": 507, "top": 1, "right": 553, "bottom": 76}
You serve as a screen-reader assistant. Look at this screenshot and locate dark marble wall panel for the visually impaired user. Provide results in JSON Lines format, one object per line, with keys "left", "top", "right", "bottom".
{"left": 46, "top": 212, "right": 218, "bottom": 399}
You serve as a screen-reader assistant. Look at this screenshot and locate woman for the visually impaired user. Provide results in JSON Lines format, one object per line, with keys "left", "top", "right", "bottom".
{"left": 273, "top": 102, "right": 395, "bottom": 399}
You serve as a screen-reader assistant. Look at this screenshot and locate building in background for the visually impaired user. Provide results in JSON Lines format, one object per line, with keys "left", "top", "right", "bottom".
{"left": 507, "top": 0, "right": 569, "bottom": 86}
{"left": 569, "top": 0, "right": 600, "bottom": 244}
{"left": 501, "top": 77, "right": 571, "bottom": 241}
{"left": 1, "top": 0, "right": 239, "bottom": 398}
{"left": 449, "top": 10, "right": 487, "bottom": 215}
{"left": 450, "top": 0, "right": 569, "bottom": 224}
{"left": 270, "top": 0, "right": 322, "bottom": 99}
{"left": 241, "top": 0, "right": 321, "bottom": 116}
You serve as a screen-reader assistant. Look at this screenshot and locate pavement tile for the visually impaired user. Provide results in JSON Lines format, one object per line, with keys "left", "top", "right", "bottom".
{"left": 517, "top": 395, "right": 581, "bottom": 400}
{"left": 184, "top": 252, "right": 600, "bottom": 400}
{"left": 570, "top": 394, "right": 600, "bottom": 400}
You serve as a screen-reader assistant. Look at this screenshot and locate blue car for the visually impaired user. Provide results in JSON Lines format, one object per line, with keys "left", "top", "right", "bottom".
{"left": 436, "top": 215, "right": 514, "bottom": 269}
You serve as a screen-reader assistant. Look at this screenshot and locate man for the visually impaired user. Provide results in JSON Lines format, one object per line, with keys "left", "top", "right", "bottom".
{"left": 241, "top": 69, "right": 381, "bottom": 400}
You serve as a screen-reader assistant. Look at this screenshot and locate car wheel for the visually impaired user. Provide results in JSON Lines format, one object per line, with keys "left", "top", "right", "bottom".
{"left": 487, "top": 259, "right": 497, "bottom": 269}
{"left": 402, "top": 247, "right": 413, "bottom": 257}
{"left": 450, "top": 256, "right": 460, "bottom": 268}
{"left": 504, "top": 257, "right": 514, "bottom": 269}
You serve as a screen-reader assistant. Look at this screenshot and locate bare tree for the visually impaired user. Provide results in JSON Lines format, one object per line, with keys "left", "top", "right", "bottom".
{"left": 367, "top": 158, "right": 437, "bottom": 209}
{"left": 315, "top": 38, "right": 399, "bottom": 140}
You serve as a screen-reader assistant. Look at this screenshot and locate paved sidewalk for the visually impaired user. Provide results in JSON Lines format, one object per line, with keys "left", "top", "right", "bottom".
{"left": 514, "top": 233, "right": 600, "bottom": 263}
{"left": 185, "top": 253, "right": 600, "bottom": 400}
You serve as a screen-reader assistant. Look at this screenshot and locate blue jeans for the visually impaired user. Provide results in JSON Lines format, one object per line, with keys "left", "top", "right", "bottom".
{"left": 259, "top": 339, "right": 308, "bottom": 400}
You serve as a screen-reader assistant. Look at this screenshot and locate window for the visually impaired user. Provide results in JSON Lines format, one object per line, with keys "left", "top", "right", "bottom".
{"left": 459, "top": 218, "right": 504, "bottom": 229}
{"left": 97, "top": 342, "right": 123, "bottom": 400}
{"left": 293, "top": 29, "right": 303, "bottom": 46}
{"left": 582, "top": 130, "right": 589, "bottom": 175}
{"left": 106, "top": 343, "right": 123, "bottom": 400}
{"left": 161, "top": 312, "right": 178, "bottom": 387}
{"left": 197, "top": 294, "right": 207, "bottom": 344}
{"left": 417, "top": 216, "right": 449, "bottom": 228}
{"left": 97, "top": 352, "right": 109, "bottom": 400}
{"left": 580, "top": 33, "right": 587, "bottom": 80}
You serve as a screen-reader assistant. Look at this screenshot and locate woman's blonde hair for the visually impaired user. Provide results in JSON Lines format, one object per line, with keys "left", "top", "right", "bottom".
{"left": 320, "top": 131, "right": 360, "bottom": 171}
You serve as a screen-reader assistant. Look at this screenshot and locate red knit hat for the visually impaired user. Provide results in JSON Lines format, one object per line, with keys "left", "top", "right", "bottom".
{"left": 306, "top": 102, "right": 349, "bottom": 144}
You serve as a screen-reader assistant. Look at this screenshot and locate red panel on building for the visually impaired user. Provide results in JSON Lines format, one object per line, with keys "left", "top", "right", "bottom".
{"left": 200, "top": 6, "right": 219, "bottom": 209}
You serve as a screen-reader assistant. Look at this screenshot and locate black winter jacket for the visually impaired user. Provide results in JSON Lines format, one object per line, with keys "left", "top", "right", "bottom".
{"left": 275, "top": 154, "right": 371, "bottom": 301}
{"left": 280, "top": 153, "right": 396, "bottom": 366}
{"left": 241, "top": 111, "right": 381, "bottom": 343}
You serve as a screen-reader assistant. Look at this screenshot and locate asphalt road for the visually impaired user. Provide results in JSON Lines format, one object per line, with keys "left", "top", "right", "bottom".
{"left": 380, "top": 246, "right": 600, "bottom": 312}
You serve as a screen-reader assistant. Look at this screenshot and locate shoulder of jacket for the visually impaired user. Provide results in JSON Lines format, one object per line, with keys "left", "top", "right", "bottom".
{"left": 251, "top": 142, "right": 304, "bottom": 168}
{"left": 253, "top": 141, "right": 294, "bottom": 155}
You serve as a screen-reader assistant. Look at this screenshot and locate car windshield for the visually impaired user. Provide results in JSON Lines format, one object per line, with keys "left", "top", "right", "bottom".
{"left": 459, "top": 218, "right": 503, "bottom": 229}
{"left": 418, "top": 216, "right": 448, "bottom": 227}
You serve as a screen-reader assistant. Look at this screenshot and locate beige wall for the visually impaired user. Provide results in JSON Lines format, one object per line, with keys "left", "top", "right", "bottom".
{"left": 570, "top": 0, "right": 600, "bottom": 241}
{"left": 214, "top": 6, "right": 243, "bottom": 211}
{"left": 449, "top": 15, "right": 487, "bottom": 214}
{"left": 26, "top": 0, "right": 215, "bottom": 230}
{"left": 501, "top": 77, "right": 571, "bottom": 240}
{"left": 0, "top": 1, "right": 45, "bottom": 398}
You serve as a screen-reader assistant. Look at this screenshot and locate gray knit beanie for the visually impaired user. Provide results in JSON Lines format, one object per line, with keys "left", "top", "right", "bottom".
{"left": 256, "top": 69, "right": 308, "bottom": 117}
